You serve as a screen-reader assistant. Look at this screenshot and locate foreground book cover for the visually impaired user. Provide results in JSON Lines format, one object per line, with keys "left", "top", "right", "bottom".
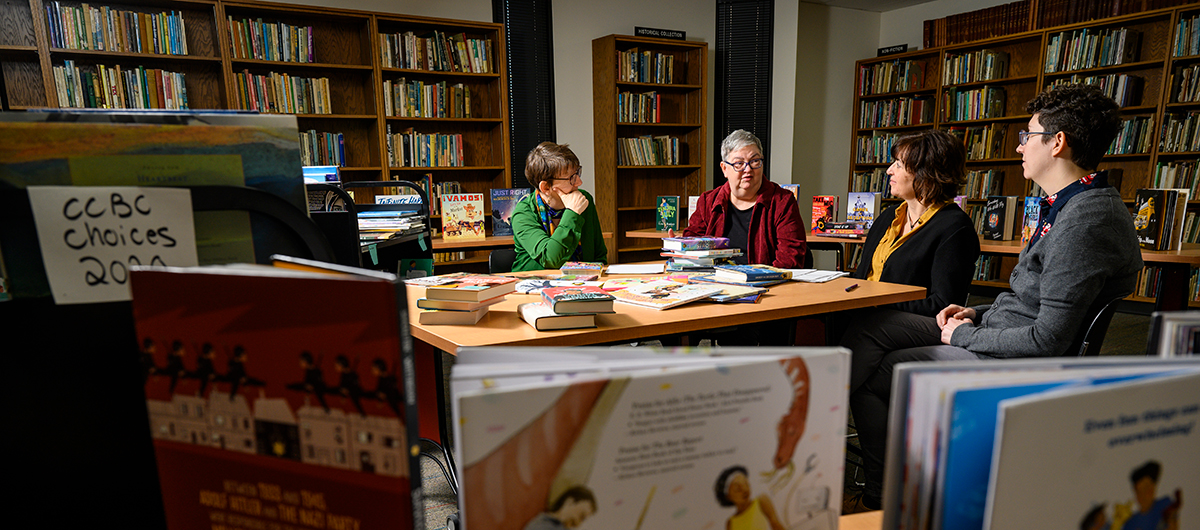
{"left": 454, "top": 348, "right": 848, "bottom": 530}
{"left": 131, "top": 266, "right": 422, "bottom": 530}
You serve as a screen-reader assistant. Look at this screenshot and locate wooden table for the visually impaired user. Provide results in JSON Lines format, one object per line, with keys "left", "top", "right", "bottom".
{"left": 840, "top": 511, "right": 883, "bottom": 530}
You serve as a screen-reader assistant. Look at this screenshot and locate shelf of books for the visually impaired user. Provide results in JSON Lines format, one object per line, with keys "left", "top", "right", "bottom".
{"left": 848, "top": 4, "right": 1200, "bottom": 307}
{"left": 593, "top": 34, "right": 706, "bottom": 264}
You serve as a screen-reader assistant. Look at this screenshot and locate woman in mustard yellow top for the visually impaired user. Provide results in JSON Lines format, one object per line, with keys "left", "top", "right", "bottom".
{"left": 850, "top": 129, "right": 980, "bottom": 317}
{"left": 715, "top": 465, "right": 785, "bottom": 530}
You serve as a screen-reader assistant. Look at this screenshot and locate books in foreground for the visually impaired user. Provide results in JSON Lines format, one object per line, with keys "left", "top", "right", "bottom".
{"left": 410, "top": 272, "right": 517, "bottom": 302}
{"left": 130, "top": 263, "right": 421, "bottom": 530}
{"left": 880, "top": 357, "right": 1200, "bottom": 530}
{"left": 517, "top": 302, "right": 597, "bottom": 331}
{"left": 450, "top": 346, "right": 849, "bottom": 530}
{"left": 610, "top": 279, "right": 725, "bottom": 309}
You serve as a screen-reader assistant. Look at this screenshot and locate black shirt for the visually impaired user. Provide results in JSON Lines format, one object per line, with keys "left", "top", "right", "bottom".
{"left": 724, "top": 204, "right": 753, "bottom": 265}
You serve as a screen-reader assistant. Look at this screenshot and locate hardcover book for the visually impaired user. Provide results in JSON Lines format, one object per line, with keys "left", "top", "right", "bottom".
{"left": 1020, "top": 196, "right": 1042, "bottom": 244}
{"left": 560, "top": 261, "right": 605, "bottom": 275}
{"left": 490, "top": 188, "right": 531, "bottom": 237}
{"left": 689, "top": 274, "right": 789, "bottom": 288}
{"left": 514, "top": 279, "right": 606, "bottom": 294}
{"left": 540, "top": 285, "right": 616, "bottom": 314}
{"left": 440, "top": 192, "right": 486, "bottom": 240}
{"left": 417, "top": 306, "right": 489, "bottom": 325}
{"left": 714, "top": 264, "right": 793, "bottom": 282}
{"left": 662, "top": 237, "right": 730, "bottom": 251}
{"left": 655, "top": 195, "right": 679, "bottom": 231}
{"left": 129, "top": 264, "right": 422, "bottom": 530}
{"left": 981, "top": 195, "right": 1019, "bottom": 241}
{"left": 811, "top": 195, "right": 839, "bottom": 232}
{"left": 422, "top": 274, "right": 517, "bottom": 302}
{"left": 609, "top": 279, "right": 724, "bottom": 310}
{"left": 416, "top": 293, "right": 507, "bottom": 312}
{"left": 846, "top": 191, "right": 881, "bottom": 228}
{"left": 516, "top": 302, "right": 597, "bottom": 331}
{"left": 1134, "top": 188, "right": 1189, "bottom": 251}
{"left": 450, "top": 346, "right": 850, "bottom": 530}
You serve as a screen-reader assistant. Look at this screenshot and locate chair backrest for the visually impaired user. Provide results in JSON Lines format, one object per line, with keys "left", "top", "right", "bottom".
{"left": 1067, "top": 295, "right": 1124, "bottom": 357}
{"left": 806, "top": 241, "right": 845, "bottom": 271}
{"left": 489, "top": 248, "right": 518, "bottom": 274}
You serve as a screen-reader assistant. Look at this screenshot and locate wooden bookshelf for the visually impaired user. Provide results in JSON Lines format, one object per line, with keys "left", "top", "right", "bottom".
{"left": 0, "top": 0, "right": 512, "bottom": 272}
{"left": 849, "top": 3, "right": 1200, "bottom": 308}
{"left": 593, "top": 34, "right": 707, "bottom": 264}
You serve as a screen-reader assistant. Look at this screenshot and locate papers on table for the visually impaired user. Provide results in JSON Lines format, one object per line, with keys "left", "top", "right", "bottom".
{"left": 783, "top": 269, "right": 849, "bottom": 283}
{"left": 605, "top": 263, "right": 665, "bottom": 274}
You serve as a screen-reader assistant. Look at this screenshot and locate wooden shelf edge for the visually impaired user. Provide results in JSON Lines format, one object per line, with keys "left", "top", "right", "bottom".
{"left": 432, "top": 235, "right": 514, "bottom": 250}
{"left": 387, "top": 166, "right": 505, "bottom": 171}
{"left": 384, "top": 116, "right": 503, "bottom": 123}
{"left": 380, "top": 67, "right": 500, "bottom": 78}
{"left": 230, "top": 59, "right": 373, "bottom": 70}
{"left": 49, "top": 49, "right": 222, "bottom": 62}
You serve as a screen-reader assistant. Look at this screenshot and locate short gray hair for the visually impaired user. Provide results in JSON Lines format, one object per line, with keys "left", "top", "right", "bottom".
{"left": 720, "top": 129, "right": 763, "bottom": 160}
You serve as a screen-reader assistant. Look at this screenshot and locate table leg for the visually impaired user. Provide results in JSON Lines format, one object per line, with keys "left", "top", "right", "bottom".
{"left": 413, "top": 339, "right": 460, "bottom": 493}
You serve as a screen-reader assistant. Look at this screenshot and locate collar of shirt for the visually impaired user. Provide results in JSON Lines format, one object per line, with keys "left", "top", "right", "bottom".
{"left": 1029, "top": 170, "right": 1108, "bottom": 246}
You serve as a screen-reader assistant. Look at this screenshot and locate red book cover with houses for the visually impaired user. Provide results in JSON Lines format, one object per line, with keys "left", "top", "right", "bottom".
{"left": 130, "top": 266, "right": 422, "bottom": 530}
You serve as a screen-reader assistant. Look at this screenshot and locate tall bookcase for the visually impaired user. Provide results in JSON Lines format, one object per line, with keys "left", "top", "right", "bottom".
{"left": 0, "top": 0, "right": 510, "bottom": 272}
{"left": 592, "top": 34, "right": 707, "bottom": 264}
{"left": 849, "top": 4, "right": 1199, "bottom": 307}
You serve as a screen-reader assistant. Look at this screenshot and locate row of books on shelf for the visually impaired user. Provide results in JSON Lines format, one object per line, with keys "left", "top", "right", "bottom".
{"left": 972, "top": 254, "right": 1002, "bottom": 281}
{"left": 413, "top": 176, "right": 459, "bottom": 217}
{"left": 1173, "top": 13, "right": 1200, "bottom": 57}
{"left": 857, "top": 96, "right": 934, "bottom": 129}
{"left": 234, "top": 70, "right": 331, "bottom": 115}
{"left": 1108, "top": 115, "right": 1155, "bottom": 155}
{"left": 378, "top": 30, "right": 492, "bottom": 74}
{"left": 298, "top": 130, "right": 344, "bottom": 167}
{"left": 1172, "top": 64, "right": 1200, "bottom": 103}
{"left": 857, "top": 58, "right": 926, "bottom": 96}
{"left": 942, "top": 48, "right": 1008, "bottom": 85}
{"left": 942, "top": 85, "right": 1005, "bottom": 122}
{"left": 922, "top": 0, "right": 1030, "bottom": 48}
{"left": 1153, "top": 159, "right": 1200, "bottom": 195}
{"left": 45, "top": 2, "right": 189, "bottom": 55}
{"left": 617, "top": 48, "right": 675, "bottom": 84}
{"left": 53, "top": 60, "right": 189, "bottom": 110}
{"left": 1134, "top": 188, "right": 1193, "bottom": 251}
{"left": 1159, "top": 111, "right": 1200, "bottom": 153}
{"left": 856, "top": 131, "right": 900, "bottom": 164}
{"left": 1049, "top": 72, "right": 1144, "bottom": 107}
{"left": 962, "top": 169, "right": 1003, "bottom": 200}
{"left": 1044, "top": 27, "right": 1141, "bottom": 74}
{"left": 947, "top": 123, "right": 1007, "bottom": 161}
{"left": 851, "top": 167, "right": 890, "bottom": 195}
{"left": 382, "top": 78, "right": 472, "bottom": 118}
{"left": 617, "top": 135, "right": 681, "bottom": 166}
{"left": 385, "top": 127, "right": 464, "bottom": 168}
{"left": 226, "top": 17, "right": 313, "bottom": 63}
{"left": 617, "top": 91, "right": 662, "bottom": 123}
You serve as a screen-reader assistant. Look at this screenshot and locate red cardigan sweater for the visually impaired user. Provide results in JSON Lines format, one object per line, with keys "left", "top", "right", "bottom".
{"left": 682, "top": 180, "right": 808, "bottom": 268}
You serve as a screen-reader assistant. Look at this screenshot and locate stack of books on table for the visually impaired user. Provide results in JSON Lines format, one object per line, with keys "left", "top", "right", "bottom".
{"left": 518, "top": 285, "right": 615, "bottom": 330}
{"left": 691, "top": 264, "right": 793, "bottom": 287}
{"left": 560, "top": 261, "right": 606, "bottom": 276}
{"left": 660, "top": 236, "right": 742, "bottom": 272}
{"left": 408, "top": 272, "right": 517, "bottom": 325}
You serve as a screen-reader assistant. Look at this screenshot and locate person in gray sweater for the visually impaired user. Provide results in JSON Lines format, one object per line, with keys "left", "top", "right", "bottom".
{"left": 841, "top": 84, "right": 1144, "bottom": 514}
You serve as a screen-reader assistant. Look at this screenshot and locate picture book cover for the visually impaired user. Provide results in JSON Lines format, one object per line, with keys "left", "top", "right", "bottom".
{"left": 662, "top": 237, "right": 730, "bottom": 251}
{"left": 986, "top": 370, "right": 1200, "bottom": 530}
{"left": 656, "top": 195, "right": 680, "bottom": 231}
{"left": 609, "top": 279, "right": 724, "bottom": 310}
{"left": 440, "top": 192, "right": 486, "bottom": 240}
{"left": 846, "top": 192, "right": 881, "bottom": 229}
{"left": 514, "top": 279, "right": 606, "bottom": 294}
{"left": 600, "top": 278, "right": 645, "bottom": 291}
{"left": 129, "top": 265, "right": 422, "bottom": 530}
{"left": 423, "top": 274, "right": 517, "bottom": 302}
{"left": 541, "top": 285, "right": 616, "bottom": 314}
{"left": 491, "top": 188, "right": 531, "bottom": 237}
{"left": 1020, "top": 196, "right": 1043, "bottom": 244}
{"left": 811, "top": 195, "right": 839, "bottom": 232}
{"left": 981, "top": 195, "right": 1018, "bottom": 241}
{"left": 714, "top": 264, "right": 793, "bottom": 282}
{"left": 451, "top": 346, "right": 850, "bottom": 530}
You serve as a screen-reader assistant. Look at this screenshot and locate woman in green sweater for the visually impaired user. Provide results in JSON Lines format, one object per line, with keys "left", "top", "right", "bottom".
{"left": 511, "top": 142, "right": 608, "bottom": 272}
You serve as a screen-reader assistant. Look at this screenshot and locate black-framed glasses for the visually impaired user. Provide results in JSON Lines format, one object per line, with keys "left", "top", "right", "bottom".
{"left": 552, "top": 168, "right": 583, "bottom": 182}
{"left": 1018, "top": 130, "right": 1055, "bottom": 145}
{"left": 723, "top": 158, "right": 764, "bottom": 171}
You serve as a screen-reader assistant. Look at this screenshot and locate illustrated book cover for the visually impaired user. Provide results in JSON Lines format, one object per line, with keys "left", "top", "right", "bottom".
{"left": 1020, "top": 196, "right": 1042, "bottom": 244}
{"left": 540, "top": 285, "right": 616, "bottom": 314}
{"left": 129, "top": 263, "right": 422, "bottom": 530}
{"left": 846, "top": 192, "right": 881, "bottom": 229}
{"left": 981, "top": 195, "right": 1019, "bottom": 241}
{"left": 449, "top": 346, "right": 850, "bottom": 530}
{"left": 609, "top": 279, "right": 724, "bottom": 310}
{"left": 440, "top": 192, "right": 486, "bottom": 240}
{"left": 656, "top": 195, "right": 679, "bottom": 231}
{"left": 421, "top": 273, "right": 517, "bottom": 302}
{"left": 491, "top": 188, "right": 531, "bottom": 237}
{"left": 811, "top": 195, "right": 839, "bottom": 232}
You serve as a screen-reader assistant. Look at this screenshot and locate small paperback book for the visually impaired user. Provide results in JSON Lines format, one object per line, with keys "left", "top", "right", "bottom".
{"left": 714, "top": 264, "right": 793, "bottom": 282}
{"left": 811, "top": 195, "right": 839, "bottom": 232}
{"left": 560, "top": 261, "right": 605, "bottom": 276}
{"left": 440, "top": 192, "right": 486, "bottom": 240}
{"left": 540, "top": 285, "right": 616, "bottom": 314}
{"left": 656, "top": 195, "right": 680, "bottom": 231}
{"left": 846, "top": 192, "right": 881, "bottom": 229}
{"left": 490, "top": 188, "right": 531, "bottom": 237}
{"left": 981, "top": 195, "right": 1019, "bottom": 241}
{"left": 609, "top": 279, "right": 724, "bottom": 310}
{"left": 517, "top": 302, "right": 597, "bottom": 331}
{"left": 662, "top": 237, "right": 729, "bottom": 251}
{"left": 1020, "top": 196, "right": 1042, "bottom": 244}
{"left": 422, "top": 274, "right": 517, "bottom": 302}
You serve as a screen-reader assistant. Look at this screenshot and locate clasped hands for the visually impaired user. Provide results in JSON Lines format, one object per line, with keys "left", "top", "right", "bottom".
{"left": 936, "top": 304, "right": 976, "bottom": 345}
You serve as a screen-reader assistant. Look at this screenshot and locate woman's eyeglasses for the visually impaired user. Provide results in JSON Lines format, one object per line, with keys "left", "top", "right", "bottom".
{"left": 723, "top": 158, "right": 764, "bottom": 171}
{"left": 1018, "top": 130, "right": 1055, "bottom": 145}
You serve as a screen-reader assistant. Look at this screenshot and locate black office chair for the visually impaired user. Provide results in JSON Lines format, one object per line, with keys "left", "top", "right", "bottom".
{"left": 489, "top": 248, "right": 517, "bottom": 274}
{"left": 1066, "top": 295, "right": 1125, "bottom": 356}
{"left": 806, "top": 241, "right": 846, "bottom": 271}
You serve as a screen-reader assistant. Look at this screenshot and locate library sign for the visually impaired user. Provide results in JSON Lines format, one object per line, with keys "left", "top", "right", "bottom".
{"left": 28, "top": 186, "right": 199, "bottom": 304}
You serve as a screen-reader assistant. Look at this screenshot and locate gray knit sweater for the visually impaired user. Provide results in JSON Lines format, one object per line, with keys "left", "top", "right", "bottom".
{"left": 950, "top": 186, "right": 1142, "bottom": 357}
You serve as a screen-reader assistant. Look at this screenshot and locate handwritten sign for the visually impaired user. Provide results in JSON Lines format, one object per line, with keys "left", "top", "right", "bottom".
{"left": 28, "top": 186, "right": 199, "bottom": 304}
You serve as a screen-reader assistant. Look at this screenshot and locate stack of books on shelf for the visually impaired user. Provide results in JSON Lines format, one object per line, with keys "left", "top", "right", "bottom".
{"left": 410, "top": 272, "right": 517, "bottom": 325}
{"left": 922, "top": 1, "right": 1030, "bottom": 48}
{"left": 660, "top": 237, "right": 741, "bottom": 272}
{"left": 46, "top": 3, "right": 190, "bottom": 55}
{"left": 357, "top": 205, "right": 426, "bottom": 244}
{"left": 973, "top": 254, "right": 1001, "bottom": 281}
{"left": 618, "top": 47, "right": 675, "bottom": 83}
{"left": 234, "top": 70, "right": 331, "bottom": 114}
{"left": 412, "top": 177, "right": 460, "bottom": 217}
{"left": 1173, "top": 13, "right": 1200, "bottom": 57}
{"left": 382, "top": 78, "right": 472, "bottom": 118}
{"left": 1134, "top": 265, "right": 1165, "bottom": 298}
{"left": 616, "top": 91, "right": 660, "bottom": 123}
{"left": 518, "top": 285, "right": 615, "bottom": 331}
{"left": 942, "top": 49, "right": 1008, "bottom": 84}
{"left": 299, "top": 130, "right": 345, "bottom": 167}
{"left": 385, "top": 126, "right": 464, "bottom": 168}
{"left": 1049, "top": 73, "right": 1144, "bottom": 107}
{"left": 379, "top": 30, "right": 492, "bottom": 73}
{"left": 617, "top": 135, "right": 680, "bottom": 165}
{"left": 53, "top": 60, "right": 188, "bottom": 110}
{"left": 852, "top": 167, "right": 888, "bottom": 194}
{"left": 1173, "top": 64, "right": 1200, "bottom": 103}
{"left": 1159, "top": 112, "right": 1200, "bottom": 153}
{"left": 1044, "top": 27, "right": 1141, "bottom": 73}
{"left": 858, "top": 59, "right": 925, "bottom": 95}
{"left": 227, "top": 18, "right": 314, "bottom": 62}
{"left": 1133, "top": 188, "right": 1191, "bottom": 251}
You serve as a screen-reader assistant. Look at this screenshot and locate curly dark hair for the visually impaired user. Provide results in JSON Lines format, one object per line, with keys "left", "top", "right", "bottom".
{"left": 1130, "top": 460, "right": 1161, "bottom": 485}
{"left": 1024, "top": 84, "right": 1121, "bottom": 170}
{"left": 890, "top": 129, "right": 966, "bottom": 205}
{"left": 714, "top": 465, "right": 748, "bottom": 507}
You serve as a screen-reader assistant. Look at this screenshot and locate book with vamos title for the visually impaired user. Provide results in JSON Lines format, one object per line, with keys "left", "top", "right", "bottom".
{"left": 449, "top": 346, "right": 850, "bottom": 530}
{"left": 540, "top": 285, "right": 616, "bottom": 314}
{"left": 440, "top": 192, "right": 486, "bottom": 240}
{"left": 491, "top": 188, "right": 531, "bottom": 237}
{"left": 609, "top": 279, "right": 724, "bottom": 310}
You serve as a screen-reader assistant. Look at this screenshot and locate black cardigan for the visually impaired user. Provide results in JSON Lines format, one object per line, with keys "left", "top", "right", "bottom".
{"left": 852, "top": 203, "right": 981, "bottom": 317}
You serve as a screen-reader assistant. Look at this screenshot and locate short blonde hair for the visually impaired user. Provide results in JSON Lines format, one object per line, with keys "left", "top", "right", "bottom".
{"left": 525, "top": 142, "right": 580, "bottom": 188}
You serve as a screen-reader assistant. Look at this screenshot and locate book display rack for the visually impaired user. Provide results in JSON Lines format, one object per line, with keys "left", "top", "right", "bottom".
{"left": 0, "top": 0, "right": 510, "bottom": 272}
{"left": 850, "top": 3, "right": 1200, "bottom": 307}
{"left": 593, "top": 34, "right": 706, "bottom": 264}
